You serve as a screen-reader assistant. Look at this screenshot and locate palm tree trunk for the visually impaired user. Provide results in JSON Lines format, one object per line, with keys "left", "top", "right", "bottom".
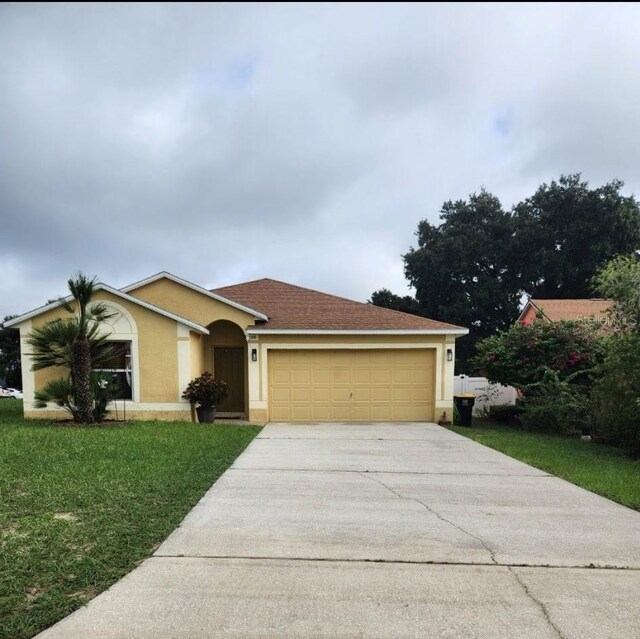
{"left": 72, "top": 333, "right": 93, "bottom": 423}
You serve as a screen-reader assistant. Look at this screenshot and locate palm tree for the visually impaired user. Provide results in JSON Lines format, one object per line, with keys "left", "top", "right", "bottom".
{"left": 28, "top": 273, "right": 116, "bottom": 423}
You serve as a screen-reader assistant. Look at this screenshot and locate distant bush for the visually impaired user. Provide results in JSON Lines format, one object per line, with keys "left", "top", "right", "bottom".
{"left": 519, "top": 370, "right": 593, "bottom": 436}
{"left": 488, "top": 404, "right": 524, "bottom": 424}
{"left": 591, "top": 334, "right": 640, "bottom": 459}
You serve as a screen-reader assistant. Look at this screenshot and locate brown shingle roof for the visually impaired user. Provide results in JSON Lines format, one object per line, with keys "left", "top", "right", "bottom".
{"left": 211, "top": 278, "right": 466, "bottom": 332}
{"left": 526, "top": 299, "right": 613, "bottom": 323}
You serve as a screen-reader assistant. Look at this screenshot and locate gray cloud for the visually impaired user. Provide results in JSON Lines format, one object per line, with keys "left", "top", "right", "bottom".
{"left": 1, "top": 3, "right": 639, "bottom": 319}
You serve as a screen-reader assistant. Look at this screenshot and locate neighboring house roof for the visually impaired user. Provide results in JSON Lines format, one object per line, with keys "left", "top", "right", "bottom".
{"left": 519, "top": 298, "right": 613, "bottom": 323}
{"left": 5, "top": 284, "right": 210, "bottom": 334}
{"left": 211, "top": 278, "right": 468, "bottom": 334}
{"left": 121, "top": 271, "right": 268, "bottom": 321}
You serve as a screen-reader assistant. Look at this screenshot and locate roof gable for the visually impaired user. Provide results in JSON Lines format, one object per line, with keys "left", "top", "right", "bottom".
{"left": 122, "top": 272, "right": 268, "bottom": 321}
{"left": 211, "top": 278, "right": 467, "bottom": 333}
{"left": 5, "top": 284, "right": 209, "bottom": 334}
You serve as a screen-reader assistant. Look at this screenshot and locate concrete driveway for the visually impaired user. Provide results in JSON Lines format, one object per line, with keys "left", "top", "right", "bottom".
{"left": 38, "top": 423, "right": 640, "bottom": 638}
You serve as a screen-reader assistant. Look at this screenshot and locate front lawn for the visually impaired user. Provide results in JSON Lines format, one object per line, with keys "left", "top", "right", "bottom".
{"left": 449, "top": 421, "right": 640, "bottom": 510}
{"left": 0, "top": 400, "right": 261, "bottom": 639}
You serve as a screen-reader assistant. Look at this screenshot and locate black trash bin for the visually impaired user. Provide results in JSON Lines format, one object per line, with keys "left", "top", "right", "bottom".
{"left": 454, "top": 394, "right": 476, "bottom": 427}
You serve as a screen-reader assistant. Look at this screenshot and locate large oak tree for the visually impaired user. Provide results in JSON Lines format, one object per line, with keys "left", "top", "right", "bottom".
{"left": 513, "top": 174, "right": 640, "bottom": 298}
{"left": 371, "top": 175, "right": 640, "bottom": 371}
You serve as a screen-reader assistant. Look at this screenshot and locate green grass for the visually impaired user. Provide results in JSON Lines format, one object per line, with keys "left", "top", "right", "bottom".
{"left": 449, "top": 421, "right": 640, "bottom": 510}
{"left": 0, "top": 400, "right": 261, "bottom": 639}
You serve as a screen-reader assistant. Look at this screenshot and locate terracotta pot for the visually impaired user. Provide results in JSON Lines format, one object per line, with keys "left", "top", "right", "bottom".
{"left": 196, "top": 406, "right": 216, "bottom": 423}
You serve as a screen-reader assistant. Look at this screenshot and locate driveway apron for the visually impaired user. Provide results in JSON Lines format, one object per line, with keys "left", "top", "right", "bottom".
{"left": 37, "top": 423, "right": 640, "bottom": 638}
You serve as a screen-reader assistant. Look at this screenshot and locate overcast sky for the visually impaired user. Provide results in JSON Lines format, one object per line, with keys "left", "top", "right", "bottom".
{"left": 2, "top": 3, "right": 640, "bottom": 319}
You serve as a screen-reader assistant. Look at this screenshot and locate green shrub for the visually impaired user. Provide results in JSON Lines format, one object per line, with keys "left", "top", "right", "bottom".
{"left": 488, "top": 404, "right": 524, "bottom": 424}
{"left": 519, "top": 370, "right": 593, "bottom": 435}
{"left": 592, "top": 334, "right": 640, "bottom": 459}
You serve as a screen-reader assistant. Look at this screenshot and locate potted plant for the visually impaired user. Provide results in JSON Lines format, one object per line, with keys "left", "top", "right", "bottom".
{"left": 182, "top": 372, "right": 229, "bottom": 424}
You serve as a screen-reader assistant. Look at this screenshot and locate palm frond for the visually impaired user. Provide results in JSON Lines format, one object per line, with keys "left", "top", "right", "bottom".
{"left": 34, "top": 376, "right": 79, "bottom": 419}
{"left": 89, "top": 301, "right": 118, "bottom": 323}
{"left": 67, "top": 272, "right": 97, "bottom": 306}
{"left": 68, "top": 272, "right": 99, "bottom": 328}
{"left": 27, "top": 319, "right": 78, "bottom": 370}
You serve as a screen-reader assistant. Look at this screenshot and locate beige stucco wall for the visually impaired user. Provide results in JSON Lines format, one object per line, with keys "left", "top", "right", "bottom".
{"left": 128, "top": 278, "right": 257, "bottom": 330}
{"left": 189, "top": 333, "right": 204, "bottom": 380}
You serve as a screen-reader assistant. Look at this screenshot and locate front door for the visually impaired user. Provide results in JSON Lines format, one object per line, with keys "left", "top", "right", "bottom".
{"left": 214, "top": 347, "right": 245, "bottom": 414}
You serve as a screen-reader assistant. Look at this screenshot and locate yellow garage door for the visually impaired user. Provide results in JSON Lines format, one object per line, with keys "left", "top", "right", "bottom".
{"left": 269, "top": 349, "right": 435, "bottom": 422}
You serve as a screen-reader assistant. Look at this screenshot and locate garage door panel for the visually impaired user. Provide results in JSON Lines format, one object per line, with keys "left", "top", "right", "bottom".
{"left": 269, "top": 349, "right": 434, "bottom": 422}
{"left": 352, "top": 387, "right": 371, "bottom": 402}
{"left": 392, "top": 386, "right": 411, "bottom": 402}
{"left": 271, "top": 405, "right": 291, "bottom": 421}
{"left": 331, "top": 388, "right": 351, "bottom": 402}
{"left": 368, "top": 352, "right": 389, "bottom": 366}
{"left": 333, "top": 368, "right": 350, "bottom": 384}
{"left": 312, "top": 369, "right": 331, "bottom": 384}
{"left": 272, "top": 388, "right": 291, "bottom": 402}
{"left": 313, "top": 405, "right": 333, "bottom": 420}
{"left": 333, "top": 404, "right": 352, "bottom": 420}
{"left": 371, "top": 404, "right": 392, "bottom": 421}
{"left": 292, "top": 387, "right": 311, "bottom": 402}
{"left": 412, "top": 368, "right": 432, "bottom": 384}
{"left": 372, "top": 369, "right": 391, "bottom": 384}
{"left": 291, "top": 405, "right": 312, "bottom": 421}
{"left": 292, "top": 369, "right": 311, "bottom": 384}
{"left": 412, "top": 386, "right": 431, "bottom": 402}
{"left": 393, "top": 368, "right": 412, "bottom": 384}
{"left": 352, "top": 368, "right": 371, "bottom": 384}
{"left": 312, "top": 352, "right": 332, "bottom": 365}
{"left": 392, "top": 404, "right": 414, "bottom": 421}
{"left": 352, "top": 405, "right": 372, "bottom": 420}
{"left": 371, "top": 387, "right": 390, "bottom": 402}
{"left": 272, "top": 369, "right": 291, "bottom": 384}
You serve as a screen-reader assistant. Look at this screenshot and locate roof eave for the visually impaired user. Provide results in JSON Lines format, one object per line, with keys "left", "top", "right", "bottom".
{"left": 246, "top": 328, "right": 469, "bottom": 336}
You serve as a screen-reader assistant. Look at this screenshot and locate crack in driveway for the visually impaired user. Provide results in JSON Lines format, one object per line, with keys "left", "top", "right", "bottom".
{"left": 359, "top": 472, "right": 499, "bottom": 564}
{"left": 360, "top": 472, "right": 569, "bottom": 639}
{"left": 508, "top": 567, "right": 568, "bottom": 639}
{"left": 151, "top": 554, "right": 640, "bottom": 571}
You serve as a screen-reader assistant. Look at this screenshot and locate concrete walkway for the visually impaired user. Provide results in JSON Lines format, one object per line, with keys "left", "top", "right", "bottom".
{"left": 38, "top": 423, "right": 640, "bottom": 638}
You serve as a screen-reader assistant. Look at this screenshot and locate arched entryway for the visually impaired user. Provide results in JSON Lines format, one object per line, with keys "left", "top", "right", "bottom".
{"left": 207, "top": 320, "right": 247, "bottom": 418}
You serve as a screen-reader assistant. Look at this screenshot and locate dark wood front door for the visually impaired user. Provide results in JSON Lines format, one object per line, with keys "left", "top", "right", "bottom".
{"left": 214, "top": 347, "right": 245, "bottom": 413}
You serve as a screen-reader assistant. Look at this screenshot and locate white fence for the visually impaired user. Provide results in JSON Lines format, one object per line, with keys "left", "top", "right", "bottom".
{"left": 454, "top": 375, "right": 518, "bottom": 416}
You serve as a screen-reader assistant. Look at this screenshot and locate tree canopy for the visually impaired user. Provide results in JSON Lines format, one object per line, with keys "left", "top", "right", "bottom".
{"left": 513, "top": 175, "right": 640, "bottom": 298}
{"left": 371, "top": 174, "right": 640, "bottom": 371}
{"left": 0, "top": 315, "right": 21, "bottom": 388}
{"left": 592, "top": 254, "right": 640, "bottom": 332}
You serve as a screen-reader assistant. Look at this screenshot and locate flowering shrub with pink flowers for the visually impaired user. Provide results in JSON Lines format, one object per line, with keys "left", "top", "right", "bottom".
{"left": 473, "top": 316, "right": 604, "bottom": 392}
